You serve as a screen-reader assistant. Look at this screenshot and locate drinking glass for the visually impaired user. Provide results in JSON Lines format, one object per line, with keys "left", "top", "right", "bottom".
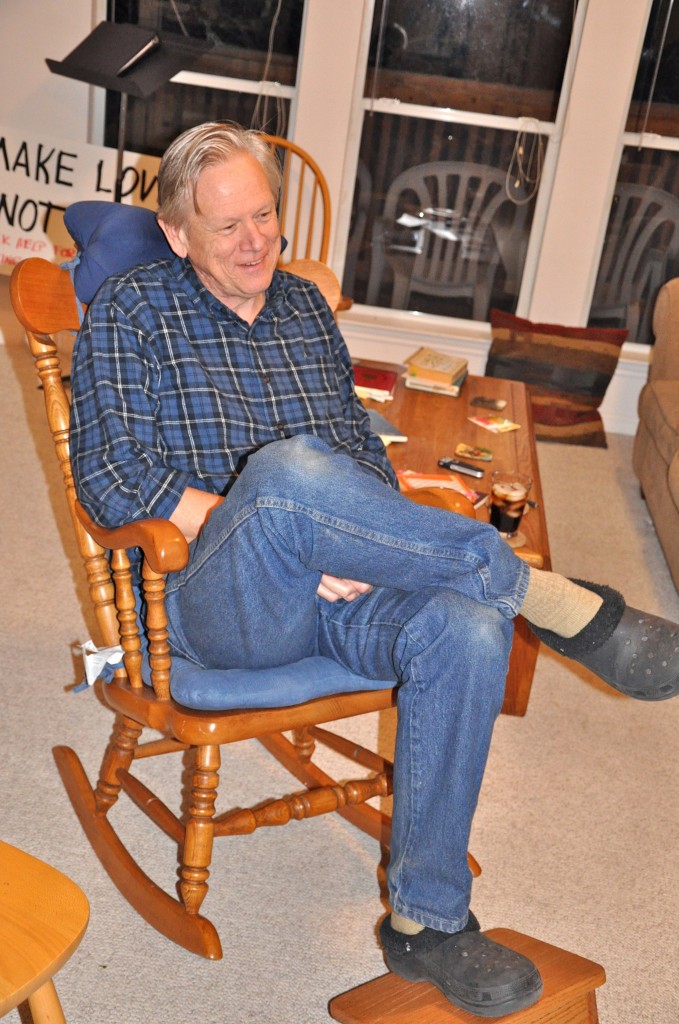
{"left": 489, "top": 470, "right": 532, "bottom": 540}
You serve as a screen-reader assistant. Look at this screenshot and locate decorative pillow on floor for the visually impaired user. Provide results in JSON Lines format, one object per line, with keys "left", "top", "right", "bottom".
{"left": 486, "top": 310, "right": 627, "bottom": 447}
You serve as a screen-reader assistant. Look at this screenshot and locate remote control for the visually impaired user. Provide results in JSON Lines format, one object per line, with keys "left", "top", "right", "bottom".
{"left": 438, "top": 457, "right": 485, "bottom": 479}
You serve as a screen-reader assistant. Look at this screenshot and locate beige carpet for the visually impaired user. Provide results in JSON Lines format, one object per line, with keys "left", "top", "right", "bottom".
{"left": 1, "top": 275, "right": 678, "bottom": 1023}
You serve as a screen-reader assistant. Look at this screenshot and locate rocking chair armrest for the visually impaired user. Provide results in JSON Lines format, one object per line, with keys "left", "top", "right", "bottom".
{"left": 75, "top": 501, "right": 190, "bottom": 574}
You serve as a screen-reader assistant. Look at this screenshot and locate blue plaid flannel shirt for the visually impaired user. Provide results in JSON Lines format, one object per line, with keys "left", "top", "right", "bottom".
{"left": 70, "top": 256, "right": 397, "bottom": 529}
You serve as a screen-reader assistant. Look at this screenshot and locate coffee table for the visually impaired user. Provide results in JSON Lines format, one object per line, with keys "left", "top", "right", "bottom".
{"left": 358, "top": 365, "right": 551, "bottom": 717}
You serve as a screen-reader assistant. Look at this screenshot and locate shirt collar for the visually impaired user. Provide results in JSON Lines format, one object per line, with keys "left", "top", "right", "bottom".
{"left": 173, "top": 256, "right": 288, "bottom": 324}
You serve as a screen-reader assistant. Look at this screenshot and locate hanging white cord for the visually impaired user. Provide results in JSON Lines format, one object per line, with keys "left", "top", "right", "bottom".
{"left": 505, "top": 118, "right": 544, "bottom": 205}
{"left": 252, "top": 0, "right": 285, "bottom": 134}
{"left": 503, "top": 1, "right": 584, "bottom": 206}
{"left": 638, "top": 0, "right": 675, "bottom": 143}
{"left": 167, "top": 0, "right": 190, "bottom": 36}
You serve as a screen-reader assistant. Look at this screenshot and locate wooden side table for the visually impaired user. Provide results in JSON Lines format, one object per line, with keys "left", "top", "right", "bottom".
{"left": 359, "top": 367, "right": 551, "bottom": 717}
{"left": 0, "top": 840, "right": 89, "bottom": 1024}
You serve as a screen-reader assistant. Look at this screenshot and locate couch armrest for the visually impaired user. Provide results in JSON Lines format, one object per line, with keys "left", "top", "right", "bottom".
{"left": 651, "top": 277, "right": 679, "bottom": 382}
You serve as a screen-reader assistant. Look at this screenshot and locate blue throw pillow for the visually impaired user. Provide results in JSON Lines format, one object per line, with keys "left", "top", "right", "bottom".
{"left": 64, "top": 201, "right": 172, "bottom": 303}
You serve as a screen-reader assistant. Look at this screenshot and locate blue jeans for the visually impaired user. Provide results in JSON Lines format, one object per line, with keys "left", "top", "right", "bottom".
{"left": 165, "top": 436, "right": 529, "bottom": 932}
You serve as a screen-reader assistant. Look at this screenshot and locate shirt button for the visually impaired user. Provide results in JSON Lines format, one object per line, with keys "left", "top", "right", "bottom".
{"left": 263, "top": 375, "right": 270, "bottom": 383}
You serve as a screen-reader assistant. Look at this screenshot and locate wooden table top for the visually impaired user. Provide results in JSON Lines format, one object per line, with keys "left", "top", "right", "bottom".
{"left": 359, "top": 365, "right": 551, "bottom": 571}
{"left": 0, "top": 840, "right": 89, "bottom": 1014}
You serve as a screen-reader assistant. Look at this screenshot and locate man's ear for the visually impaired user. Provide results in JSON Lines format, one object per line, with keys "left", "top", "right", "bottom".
{"left": 157, "top": 218, "right": 189, "bottom": 258}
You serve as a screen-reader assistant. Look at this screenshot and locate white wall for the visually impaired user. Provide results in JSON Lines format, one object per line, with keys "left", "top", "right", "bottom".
{"left": 0, "top": 1, "right": 96, "bottom": 343}
{"left": 0, "top": 1, "right": 98, "bottom": 141}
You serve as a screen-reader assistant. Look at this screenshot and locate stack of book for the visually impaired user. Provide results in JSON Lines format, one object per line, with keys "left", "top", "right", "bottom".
{"left": 353, "top": 363, "right": 399, "bottom": 402}
{"left": 404, "top": 346, "right": 468, "bottom": 397}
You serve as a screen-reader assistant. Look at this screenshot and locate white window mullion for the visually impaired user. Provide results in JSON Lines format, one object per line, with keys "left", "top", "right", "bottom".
{"left": 513, "top": 0, "right": 590, "bottom": 317}
{"left": 288, "top": 0, "right": 368, "bottom": 277}
{"left": 333, "top": 0, "right": 377, "bottom": 282}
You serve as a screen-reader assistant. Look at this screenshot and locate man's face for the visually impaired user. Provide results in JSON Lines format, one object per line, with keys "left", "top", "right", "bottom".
{"left": 159, "top": 151, "right": 282, "bottom": 321}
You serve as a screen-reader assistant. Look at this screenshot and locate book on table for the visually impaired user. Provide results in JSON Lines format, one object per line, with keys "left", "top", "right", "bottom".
{"left": 366, "top": 408, "right": 408, "bottom": 445}
{"left": 404, "top": 367, "right": 468, "bottom": 398}
{"left": 353, "top": 363, "right": 399, "bottom": 402}
{"left": 404, "top": 346, "right": 468, "bottom": 387}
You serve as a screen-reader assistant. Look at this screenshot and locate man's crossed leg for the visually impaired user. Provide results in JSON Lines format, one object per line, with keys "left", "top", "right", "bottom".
{"left": 165, "top": 435, "right": 679, "bottom": 1017}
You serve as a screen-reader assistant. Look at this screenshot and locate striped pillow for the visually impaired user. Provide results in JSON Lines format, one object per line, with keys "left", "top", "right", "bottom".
{"left": 486, "top": 310, "right": 627, "bottom": 447}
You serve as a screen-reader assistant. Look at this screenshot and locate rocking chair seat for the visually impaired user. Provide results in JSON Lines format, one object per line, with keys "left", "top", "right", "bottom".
{"left": 142, "top": 649, "right": 394, "bottom": 711}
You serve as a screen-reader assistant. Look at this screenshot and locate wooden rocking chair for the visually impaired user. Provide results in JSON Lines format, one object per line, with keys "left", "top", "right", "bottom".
{"left": 9, "top": 254, "right": 407, "bottom": 961}
{"left": 266, "top": 135, "right": 331, "bottom": 265}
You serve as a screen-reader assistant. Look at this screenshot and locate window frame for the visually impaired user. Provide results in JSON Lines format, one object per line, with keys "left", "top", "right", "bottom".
{"left": 93, "top": 0, "right": 657, "bottom": 356}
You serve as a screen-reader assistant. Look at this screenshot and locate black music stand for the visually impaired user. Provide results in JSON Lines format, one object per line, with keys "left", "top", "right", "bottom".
{"left": 47, "top": 21, "right": 212, "bottom": 201}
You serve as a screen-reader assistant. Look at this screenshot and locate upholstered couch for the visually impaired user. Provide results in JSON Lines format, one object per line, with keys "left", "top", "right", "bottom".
{"left": 633, "top": 278, "right": 679, "bottom": 592}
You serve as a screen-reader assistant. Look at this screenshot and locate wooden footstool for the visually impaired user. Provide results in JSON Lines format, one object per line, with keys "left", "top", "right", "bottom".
{"left": 329, "top": 929, "right": 605, "bottom": 1024}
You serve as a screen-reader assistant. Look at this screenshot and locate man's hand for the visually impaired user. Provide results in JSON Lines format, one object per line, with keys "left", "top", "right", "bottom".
{"left": 171, "top": 490, "right": 372, "bottom": 601}
{"left": 170, "top": 487, "right": 224, "bottom": 543}
{"left": 317, "top": 574, "right": 373, "bottom": 603}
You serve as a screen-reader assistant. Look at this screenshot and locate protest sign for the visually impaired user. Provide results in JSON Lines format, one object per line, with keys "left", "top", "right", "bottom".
{"left": 0, "top": 124, "right": 160, "bottom": 274}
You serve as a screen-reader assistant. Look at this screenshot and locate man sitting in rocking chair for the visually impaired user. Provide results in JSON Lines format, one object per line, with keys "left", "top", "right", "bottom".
{"left": 70, "top": 121, "right": 679, "bottom": 1019}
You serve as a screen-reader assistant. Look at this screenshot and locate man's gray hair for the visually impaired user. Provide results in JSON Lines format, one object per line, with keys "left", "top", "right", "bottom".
{"left": 157, "top": 121, "right": 282, "bottom": 227}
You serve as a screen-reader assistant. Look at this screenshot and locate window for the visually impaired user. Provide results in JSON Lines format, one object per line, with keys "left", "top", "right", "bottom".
{"left": 365, "top": 0, "right": 574, "bottom": 119}
{"left": 101, "top": 0, "right": 660, "bottom": 355}
{"left": 105, "top": 0, "right": 303, "bottom": 155}
{"left": 344, "top": 0, "right": 578, "bottom": 322}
